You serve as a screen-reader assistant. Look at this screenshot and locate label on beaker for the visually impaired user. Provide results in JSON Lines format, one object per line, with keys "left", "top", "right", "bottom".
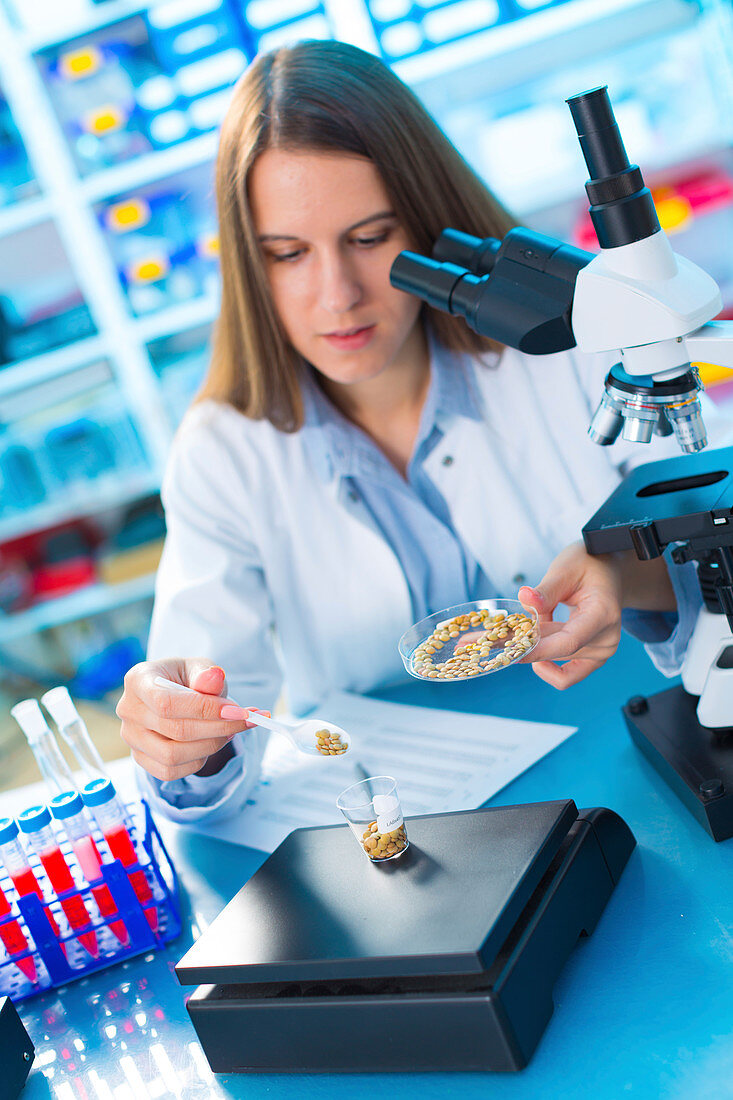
{"left": 373, "top": 794, "right": 403, "bottom": 834}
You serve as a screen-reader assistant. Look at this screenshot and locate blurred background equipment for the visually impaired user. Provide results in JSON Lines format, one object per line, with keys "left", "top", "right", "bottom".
{"left": 0, "top": 0, "right": 732, "bottom": 782}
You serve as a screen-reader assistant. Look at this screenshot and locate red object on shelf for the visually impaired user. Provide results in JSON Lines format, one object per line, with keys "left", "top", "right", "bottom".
{"left": 31, "top": 557, "right": 97, "bottom": 601}
{"left": 677, "top": 169, "right": 733, "bottom": 213}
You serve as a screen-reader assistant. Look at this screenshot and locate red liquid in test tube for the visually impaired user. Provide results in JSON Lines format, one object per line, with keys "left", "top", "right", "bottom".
{"left": 0, "top": 816, "right": 63, "bottom": 949}
{"left": 17, "top": 805, "right": 99, "bottom": 960}
{"left": 50, "top": 792, "right": 129, "bottom": 948}
{"left": 0, "top": 881, "right": 36, "bottom": 982}
{"left": 82, "top": 779, "right": 158, "bottom": 933}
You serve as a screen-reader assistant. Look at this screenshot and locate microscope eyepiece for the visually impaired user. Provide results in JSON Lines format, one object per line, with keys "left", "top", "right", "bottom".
{"left": 389, "top": 252, "right": 477, "bottom": 312}
{"left": 566, "top": 86, "right": 660, "bottom": 248}
{"left": 567, "top": 86, "right": 631, "bottom": 179}
{"left": 432, "top": 229, "right": 501, "bottom": 275}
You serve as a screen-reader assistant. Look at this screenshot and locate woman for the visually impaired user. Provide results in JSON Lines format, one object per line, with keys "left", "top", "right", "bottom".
{"left": 118, "top": 40, "right": 700, "bottom": 823}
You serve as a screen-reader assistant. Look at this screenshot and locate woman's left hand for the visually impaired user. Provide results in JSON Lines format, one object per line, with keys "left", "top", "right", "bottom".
{"left": 517, "top": 541, "right": 675, "bottom": 689}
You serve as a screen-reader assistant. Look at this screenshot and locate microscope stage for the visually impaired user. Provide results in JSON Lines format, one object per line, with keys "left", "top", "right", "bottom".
{"left": 583, "top": 446, "right": 733, "bottom": 557}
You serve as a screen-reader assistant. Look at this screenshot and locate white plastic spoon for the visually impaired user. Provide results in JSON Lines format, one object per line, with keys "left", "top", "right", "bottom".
{"left": 153, "top": 676, "right": 352, "bottom": 757}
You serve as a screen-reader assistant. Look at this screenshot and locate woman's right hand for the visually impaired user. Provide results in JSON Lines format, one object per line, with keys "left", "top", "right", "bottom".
{"left": 116, "top": 659, "right": 263, "bottom": 781}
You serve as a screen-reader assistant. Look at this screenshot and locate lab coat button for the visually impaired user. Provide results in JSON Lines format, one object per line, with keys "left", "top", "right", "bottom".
{"left": 348, "top": 489, "right": 359, "bottom": 502}
{"left": 512, "top": 573, "right": 526, "bottom": 586}
{"left": 442, "top": 455, "right": 454, "bottom": 466}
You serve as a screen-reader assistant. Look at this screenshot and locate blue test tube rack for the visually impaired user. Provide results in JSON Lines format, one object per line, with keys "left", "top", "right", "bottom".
{"left": 0, "top": 799, "right": 181, "bottom": 1003}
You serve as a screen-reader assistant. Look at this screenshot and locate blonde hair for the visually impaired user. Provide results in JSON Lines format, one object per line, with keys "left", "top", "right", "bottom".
{"left": 200, "top": 39, "right": 515, "bottom": 430}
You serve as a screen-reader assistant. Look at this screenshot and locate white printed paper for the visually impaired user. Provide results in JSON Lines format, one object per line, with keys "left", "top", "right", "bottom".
{"left": 191, "top": 692, "right": 576, "bottom": 853}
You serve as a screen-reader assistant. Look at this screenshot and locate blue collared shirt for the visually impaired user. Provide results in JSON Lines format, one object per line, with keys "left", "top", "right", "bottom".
{"left": 299, "top": 341, "right": 495, "bottom": 623}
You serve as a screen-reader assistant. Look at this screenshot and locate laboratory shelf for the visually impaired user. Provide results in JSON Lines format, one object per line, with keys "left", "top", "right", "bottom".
{"left": 0, "top": 296, "right": 218, "bottom": 401}
{"left": 396, "top": 0, "right": 698, "bottom": 95}
{"left": 0, "top": 334, "right": 108, "bottom": 398}
{"left": 0, "top": 571, "right": 157, "bottom": 644}
{"left": 22, "top": 2, "right": 163, "bottom": 53}
{"left": 134, "top": 292, "right": 218, "bottom": 343}
{"left": 81, "top": 132, "right": 219, "bottom": 204}
{"left": 0, "top": 194, "right": 51, "bottom": 239}
{"left": 0, "top": 470, "right": 160, "bottom": 546}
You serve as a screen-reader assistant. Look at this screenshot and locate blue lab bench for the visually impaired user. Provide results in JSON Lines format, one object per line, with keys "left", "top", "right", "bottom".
{"left": 16, "top": 632, "right": 733, "bottom": 1098}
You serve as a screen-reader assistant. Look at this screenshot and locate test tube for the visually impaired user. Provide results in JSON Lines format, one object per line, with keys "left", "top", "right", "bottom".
{"left": 0, "top": 880, "right": 36, "bottom": 982}
{"left": 0, "top": 816, "right": 63, "bottom": 943}
{"left": 49, "top": 792, "right": 128, "bottom": 948}
{"left": 41, "top": 687, "right": 108, "bottom": 783}
{"left": 81, "top": 779, "right": 158, "bottom": 933}
{"left": 17, "top": 805, "right": 99, "bottom": 960}
{"left": 11, "top": 699, "right": 77, "bottom": 797}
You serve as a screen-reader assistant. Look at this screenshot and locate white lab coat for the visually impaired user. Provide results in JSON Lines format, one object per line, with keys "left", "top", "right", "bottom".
{"left": 146, "top": 341, "right": 708, "bottom": 718}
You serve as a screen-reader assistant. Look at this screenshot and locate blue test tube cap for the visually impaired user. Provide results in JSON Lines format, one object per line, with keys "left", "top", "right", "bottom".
{"left": 49, "top": 791, "right": 84, "bottom": 820}
{"left": 81, "top": 778, "right": 115, "bottom": 808}
{"left": 0, "top": 817, "right": 19, "bottom": 844}
{"left": 18, "top": 805, "right": 51, "bottom": 833}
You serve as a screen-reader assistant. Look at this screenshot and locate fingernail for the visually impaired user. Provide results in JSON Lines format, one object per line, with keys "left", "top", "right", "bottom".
{"left": 221, "top": 704, "right": 248, "bottom": 720}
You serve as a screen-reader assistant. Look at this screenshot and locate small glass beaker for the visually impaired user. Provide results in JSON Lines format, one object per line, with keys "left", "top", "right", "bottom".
{"left": 337, "top": 775, "right": 409, "bottom": 862}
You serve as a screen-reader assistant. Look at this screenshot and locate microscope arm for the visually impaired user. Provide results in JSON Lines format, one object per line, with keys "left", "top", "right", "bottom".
{"left": 686, "top": 320, "right": 733, "bottom": 370}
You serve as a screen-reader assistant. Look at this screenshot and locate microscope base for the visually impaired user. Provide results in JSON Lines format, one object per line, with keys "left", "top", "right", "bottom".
{"left": 623, "top": 685, "right": 733, "bottom": 841}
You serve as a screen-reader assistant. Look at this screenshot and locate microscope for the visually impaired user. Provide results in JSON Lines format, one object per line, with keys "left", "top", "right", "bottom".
{"left": 391, "top": 86, "right": 733, "bottom": 841}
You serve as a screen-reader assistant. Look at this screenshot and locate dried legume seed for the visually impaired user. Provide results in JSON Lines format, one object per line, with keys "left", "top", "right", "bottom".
{"left": 410, "top": 609, "right": 538, "bottom": 681}
{"left": 315, "top": 728, "right": 348, "bottom": 755}
{"left": 362, "top": 823, "right": 408, "bottom": 860}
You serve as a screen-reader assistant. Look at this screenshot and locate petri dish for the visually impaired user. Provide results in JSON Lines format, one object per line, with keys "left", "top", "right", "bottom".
{"left": 398, "top": 598, "right": 540, "bottom": 683}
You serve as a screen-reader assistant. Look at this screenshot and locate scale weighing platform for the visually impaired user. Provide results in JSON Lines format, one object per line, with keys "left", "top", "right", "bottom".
{"left": 176, "top": 800, "right": 635, "bottom": 1073}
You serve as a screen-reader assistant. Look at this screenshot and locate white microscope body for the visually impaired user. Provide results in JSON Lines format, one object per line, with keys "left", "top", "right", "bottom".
{"left": 568, "top": 160, "right": 733, "bottom": 730}
{"left": 681, "top": 609, "right": 733, "bottom": 729}
{"left": 569, "top": 186, "right": 733, "bottom": 732}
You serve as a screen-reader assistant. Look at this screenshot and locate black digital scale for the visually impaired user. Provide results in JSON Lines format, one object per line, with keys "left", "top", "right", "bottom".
{"left": 0, "top": 996, "right": 34, "bottom": 1097}
{"left": 583, "top": 445, "right": 733, "bottom": 841}
{"left": 176, "top": 800, "right": 635, "bottom": 1072}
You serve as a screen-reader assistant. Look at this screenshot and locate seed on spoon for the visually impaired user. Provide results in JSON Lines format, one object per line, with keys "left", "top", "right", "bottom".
{"left": 315, "top": 728, "right": 348, "bottom": 755}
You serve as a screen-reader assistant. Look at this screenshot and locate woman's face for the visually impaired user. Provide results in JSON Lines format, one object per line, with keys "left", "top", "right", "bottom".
{"left": 249, "top": 148, "right": 424, "bottom": 387}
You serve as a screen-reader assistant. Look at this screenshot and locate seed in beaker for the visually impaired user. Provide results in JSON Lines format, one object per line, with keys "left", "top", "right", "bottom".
{"left": 362, "top": 823, "right": 408, "bottom": 860}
